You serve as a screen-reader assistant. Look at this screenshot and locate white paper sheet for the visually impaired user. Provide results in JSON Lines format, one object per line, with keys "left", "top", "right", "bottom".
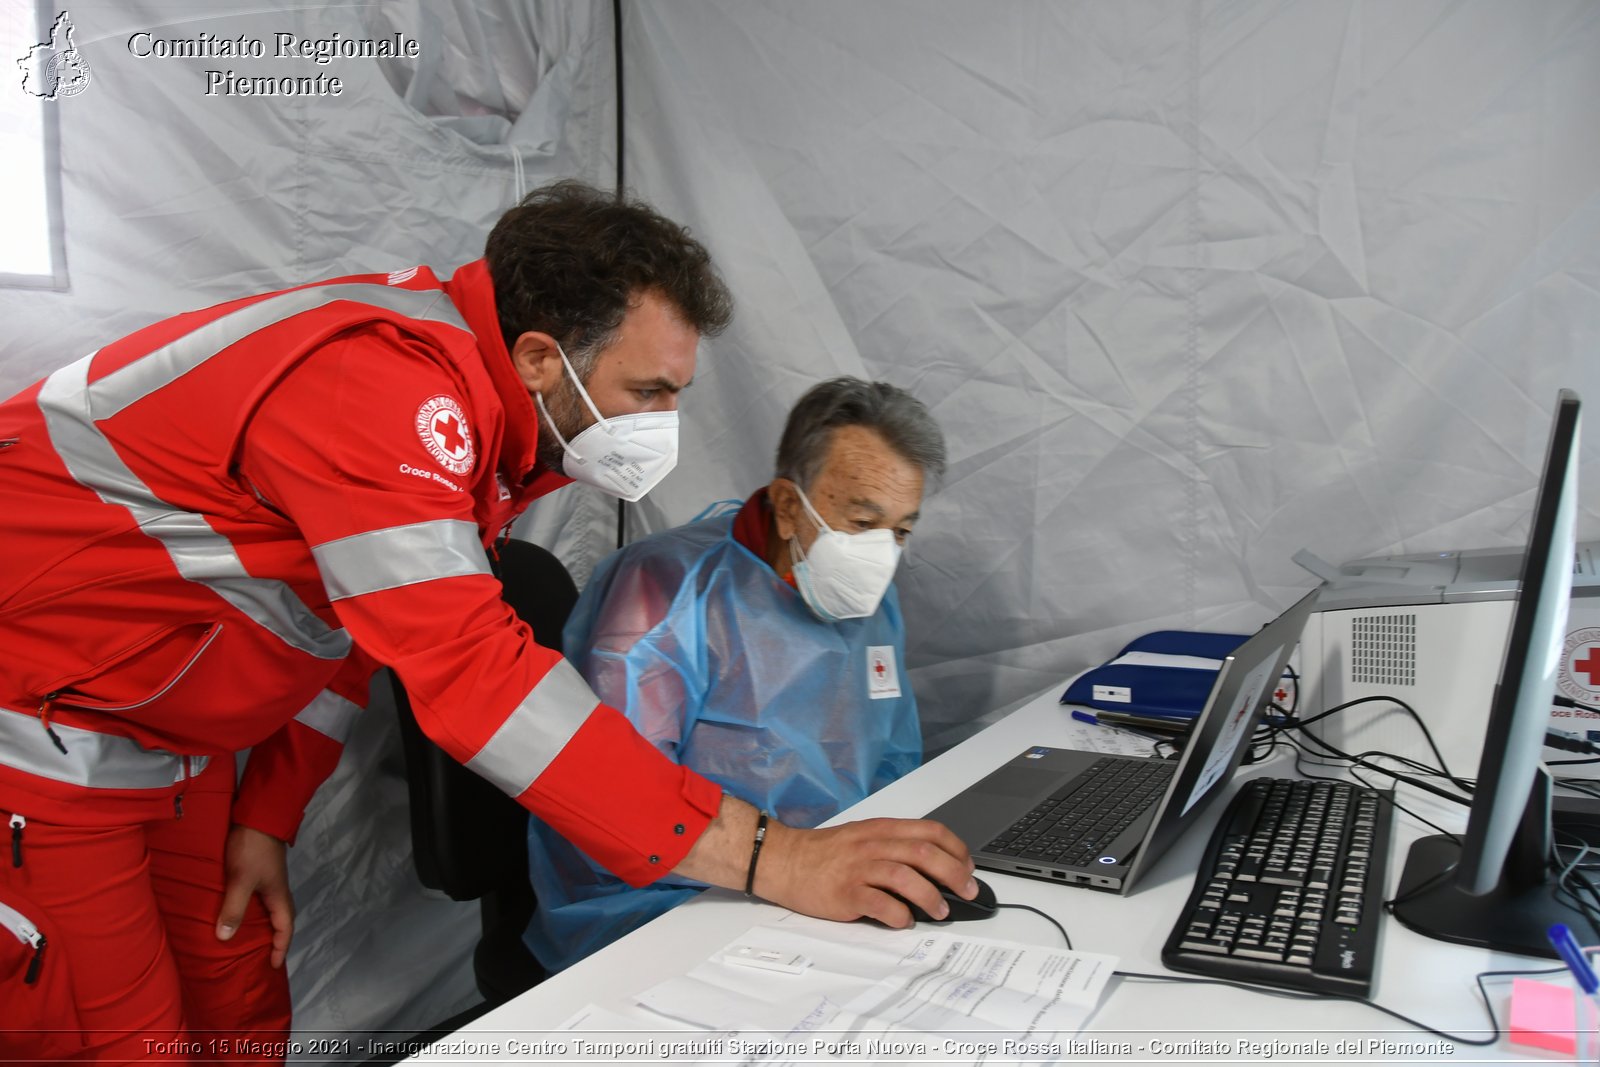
{"left": 625, "top": 923, "right": 1116, "bottom": 1064}
{"left": 1059, "top": 717, "right": 1162, "bottom": 757}
{"left": 1107, "top": 652, "right": 1225, "bottom": 671}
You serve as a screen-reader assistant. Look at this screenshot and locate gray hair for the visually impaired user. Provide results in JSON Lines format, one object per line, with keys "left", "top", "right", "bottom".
{"left": 775, "top": 377, "right": 947, "bottom": 489}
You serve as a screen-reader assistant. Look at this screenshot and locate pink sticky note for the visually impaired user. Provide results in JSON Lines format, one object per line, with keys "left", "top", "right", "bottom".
{"left": 1509, "top": 977, "right": 1578, "bottom": 1055}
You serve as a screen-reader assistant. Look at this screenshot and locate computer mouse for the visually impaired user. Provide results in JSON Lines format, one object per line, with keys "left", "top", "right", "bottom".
{"left": 900, "top": 877, "right": 998, "bottom": 923}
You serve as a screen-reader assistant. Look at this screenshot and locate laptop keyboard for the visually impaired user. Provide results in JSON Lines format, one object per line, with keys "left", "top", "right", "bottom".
{"left": 983, "top": 757, "right": 1174, "bottom": 867}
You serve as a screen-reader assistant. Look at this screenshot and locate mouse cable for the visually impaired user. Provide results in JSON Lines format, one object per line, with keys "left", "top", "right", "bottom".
{"left": 1112, "top": 965, "right": 1567, "bottom": 1046}
{"left": 995, "top": 903, "right": 1071, "bottom": 950}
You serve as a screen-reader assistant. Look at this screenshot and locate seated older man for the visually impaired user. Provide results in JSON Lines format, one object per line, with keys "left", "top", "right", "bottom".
{"left": 523, "top": 376, "right": 946, "bottom": 971}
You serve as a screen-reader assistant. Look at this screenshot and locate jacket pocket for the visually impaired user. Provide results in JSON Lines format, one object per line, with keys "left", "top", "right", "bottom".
{"left": 36, "top": 621, "right": 223, "bottom": 713}
{"left": 0, "top": 888, "right": 85, "bottom": 1058}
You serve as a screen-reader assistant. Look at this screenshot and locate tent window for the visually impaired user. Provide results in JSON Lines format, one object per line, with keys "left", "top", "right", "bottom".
{"left": 1, "top": 1, "right": 69, "bottom": 289}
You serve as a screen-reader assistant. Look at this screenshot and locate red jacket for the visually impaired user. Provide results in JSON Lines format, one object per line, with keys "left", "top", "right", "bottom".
{"left": 0, "top": 260, "right": 719, "bottom": 885}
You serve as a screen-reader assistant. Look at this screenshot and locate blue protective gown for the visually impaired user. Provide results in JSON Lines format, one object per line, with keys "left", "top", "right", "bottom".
{"left": 524, "top": 508, "right": 922, "bottom": 972}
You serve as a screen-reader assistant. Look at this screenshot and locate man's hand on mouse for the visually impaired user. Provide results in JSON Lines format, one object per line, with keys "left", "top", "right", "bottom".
{"left": 754, "top": 816, "right": 978, "bottom": 927}
{"left": 672, "top": 795, "right": 976, "bottom": 927}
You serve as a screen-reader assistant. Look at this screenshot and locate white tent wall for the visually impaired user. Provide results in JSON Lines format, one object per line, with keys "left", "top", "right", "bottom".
{"left": 619, "top": 0, "right": 1600, "bottom": 755}
{"left": 0, "top": 0, "right": 620, "bottom": 1041}
{"left": 3, "top": 0, "right": 1600, "bottom": 1049}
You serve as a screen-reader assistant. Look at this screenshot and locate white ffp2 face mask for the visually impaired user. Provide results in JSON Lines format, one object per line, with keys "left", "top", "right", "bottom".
{"left": 789, "top": 485, "right": 902, "bottom": 621}
{"left": 535, "top": 343, "right": 679, "bottom": 503}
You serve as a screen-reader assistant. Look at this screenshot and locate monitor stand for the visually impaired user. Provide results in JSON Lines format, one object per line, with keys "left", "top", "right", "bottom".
{"left": 1389, "top": 770, "right": 1593, "bottom": 958}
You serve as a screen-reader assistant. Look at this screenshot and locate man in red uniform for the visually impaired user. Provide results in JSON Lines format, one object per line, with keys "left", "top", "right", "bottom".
{"left": 0, "top": 180, "right": 975, "bottom": 1061}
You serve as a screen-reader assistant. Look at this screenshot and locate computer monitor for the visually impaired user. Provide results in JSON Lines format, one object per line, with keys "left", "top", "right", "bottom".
{"left": 1391, "top": 389, "right": 1585, "bottom": 956}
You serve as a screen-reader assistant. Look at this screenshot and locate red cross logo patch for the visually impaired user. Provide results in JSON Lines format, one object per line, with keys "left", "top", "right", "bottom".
{"left": 866, "top": 645, "right": 901, "bottom": 700}
{"left": 414, "top": 395, "right": 475, "bottom": 476}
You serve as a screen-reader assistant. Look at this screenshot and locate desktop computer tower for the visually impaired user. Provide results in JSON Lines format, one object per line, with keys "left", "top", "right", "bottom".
{"left": 1296, "top": 541, "right": 1600, "bottom": 778}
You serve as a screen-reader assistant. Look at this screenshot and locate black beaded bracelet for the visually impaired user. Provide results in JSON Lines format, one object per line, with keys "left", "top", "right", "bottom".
{"left": 744, "top": 810, "right": 769, "bottom": 897}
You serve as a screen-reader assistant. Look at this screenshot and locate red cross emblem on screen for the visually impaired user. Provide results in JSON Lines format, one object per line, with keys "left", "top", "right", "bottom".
{"left": 874, "top": 660, "right": 887, "bottom": 679}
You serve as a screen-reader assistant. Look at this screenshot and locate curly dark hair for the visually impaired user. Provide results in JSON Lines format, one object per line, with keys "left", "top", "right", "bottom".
{"left": 485, "top": 180, "right": 733, "bottom": 372}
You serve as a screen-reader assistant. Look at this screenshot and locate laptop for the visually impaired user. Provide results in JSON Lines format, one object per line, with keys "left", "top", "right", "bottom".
{"left": 925, "top": 588, "right": 1321, "bottom": 894}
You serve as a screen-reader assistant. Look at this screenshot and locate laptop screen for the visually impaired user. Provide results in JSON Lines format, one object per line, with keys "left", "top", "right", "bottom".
{"left": 1116, "top": 588, "right": 1321, "bottom": 890}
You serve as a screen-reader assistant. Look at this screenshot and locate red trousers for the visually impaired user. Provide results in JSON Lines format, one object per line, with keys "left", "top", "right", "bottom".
{"left": 0, "top": 759, "right": 290, "bottom": 1064}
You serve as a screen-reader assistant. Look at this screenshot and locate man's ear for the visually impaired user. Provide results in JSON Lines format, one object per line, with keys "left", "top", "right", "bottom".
{"left": 769, "top": 478, "right": 801, "bottom": 542}
{"left": 509, "top": 331, "right": 563, "bottom": 394}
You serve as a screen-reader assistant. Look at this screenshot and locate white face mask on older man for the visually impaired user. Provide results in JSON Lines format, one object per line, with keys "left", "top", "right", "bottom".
{"left": 534, "top": 342, "right": 679, "bottom": 503}
{"left": 789, "top": 484, "right": 902, "bottom": 621}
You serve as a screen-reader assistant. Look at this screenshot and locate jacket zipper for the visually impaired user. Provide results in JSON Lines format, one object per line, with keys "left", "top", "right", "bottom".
{"left": 37, "top": 624, "right": 225, "bottom": 755}
{"left": 35, "top": 694, "right": 66, "bottom": 754}
{"left": 45, "top": 623, "right": 223, "bottom": 715}
{"left": 175, "top": 758, "right": 190, "bottom": 818}
{"left": 0, "top": 899, "right": 46, "bottom": 985}
{"left": 8, "top": 815, "right": 22, "bottom": 868}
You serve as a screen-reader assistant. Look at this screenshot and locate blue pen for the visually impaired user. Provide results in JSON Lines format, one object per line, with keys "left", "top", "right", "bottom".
{"left": 1549, "top": 924, "right": 1599, "bottom": 994}
{"left": 1071, "top": 709, "right": 1166, "bottom": 744}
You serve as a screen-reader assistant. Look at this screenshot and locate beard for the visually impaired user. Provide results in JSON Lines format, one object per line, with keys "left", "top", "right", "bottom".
{"left": 534, "top": 371, "right": 591, "bottom": 473}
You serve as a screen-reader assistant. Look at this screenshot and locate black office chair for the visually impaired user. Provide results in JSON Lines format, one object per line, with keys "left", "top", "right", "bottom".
{"left": 391, "top": 539, "right": 579, "bottom": 1007}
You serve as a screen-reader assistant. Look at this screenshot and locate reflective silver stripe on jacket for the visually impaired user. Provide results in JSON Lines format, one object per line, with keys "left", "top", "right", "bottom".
{"left": 464, "top": 659, "right": 599, "bottom": 797}
{"left": 0, "top": 707, "right": 210, "bottom": 789}
{"left": 35, "top": 283, "right": 471, "bottom": 661}
{"left": 293, "top": 689, "right": 361, "bottom": 744}
{"left": 311, "top": 519, "right": 490, "bottom": 602}
{"left": 84, "top": 283, "right": 470, "bottom": 418}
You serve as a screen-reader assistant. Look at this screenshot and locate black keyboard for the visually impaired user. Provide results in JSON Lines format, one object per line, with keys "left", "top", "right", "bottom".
{"left": 1161, "top": 776, "right": 1393, "bottom": 997}
{"left": 984, "top": 758, "right": 1173, "bottom": 867}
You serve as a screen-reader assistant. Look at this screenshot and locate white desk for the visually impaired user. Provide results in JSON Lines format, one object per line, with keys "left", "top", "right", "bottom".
{"left": 443, "top": 686, "right": 1574, "bottom": 1063}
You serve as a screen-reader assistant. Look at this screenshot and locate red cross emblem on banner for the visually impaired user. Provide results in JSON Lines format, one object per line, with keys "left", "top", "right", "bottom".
{"left": 1577, "top": 646, "right": 1600, "bottom": 688}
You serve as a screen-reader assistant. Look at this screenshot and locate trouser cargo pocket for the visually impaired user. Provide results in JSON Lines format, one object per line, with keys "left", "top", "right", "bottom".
{"left": 0, "top": 887, "right": 86, "bottom": 1060}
